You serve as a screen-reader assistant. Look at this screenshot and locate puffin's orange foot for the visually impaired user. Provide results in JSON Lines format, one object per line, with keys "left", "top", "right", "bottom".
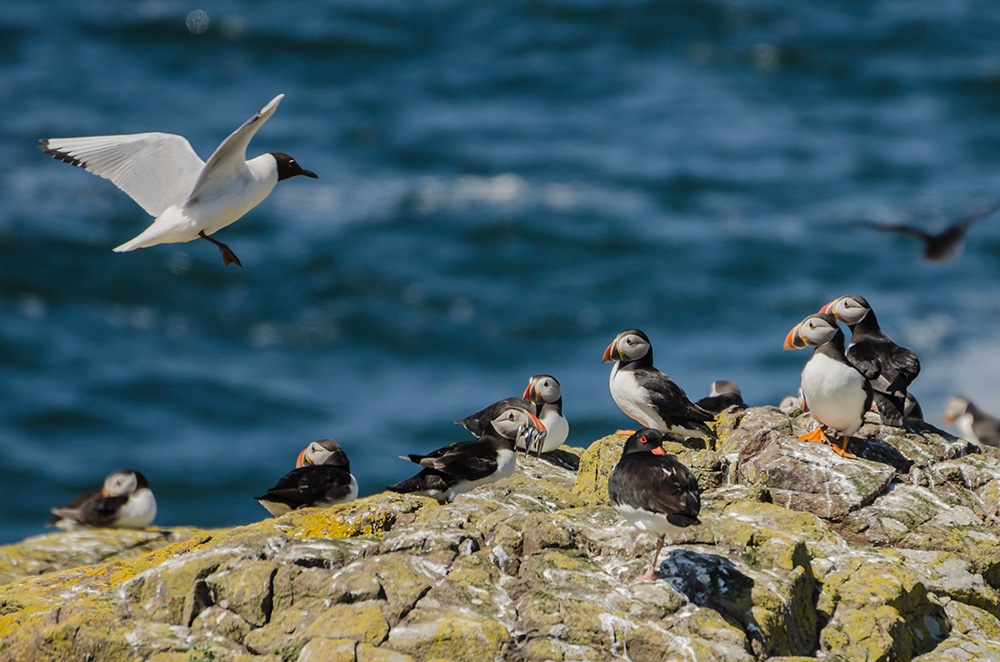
{"left": 830, "top": 437, "right": 857, "bottom": 459}
{"left": 797, "top": 428, "right": 827, "bottom": 443}
{"left": 615, "top": 429, "right": 637, "bottom": 435}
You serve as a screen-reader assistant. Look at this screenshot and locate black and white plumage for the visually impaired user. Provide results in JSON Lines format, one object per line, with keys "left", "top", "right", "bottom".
{"left": 945, "top": 397, "right": 1000, "bottom": 448}
{"left": 608, "top": 428, "right": 701, "bottom": 582}
{"left": 40, "top": 94, "right": 317, "bottom": 267}
{"left": 695, "top": 380, "right": 747, "bottom": 414}
{"left": 255, "top": 439, "right": 358, "bottom": 517}
{"left": 778, "top": 392, "right": 803, "bottom": 414}
{"left": 455, "top": 397, "right": 536, "bottom": 438}
{"left": 820, "top": 294, "right": 920, "bottom": 427}
{"left": 602, "top": 329, "right": 716, "bottom": 440}
{"left": 49, "top": 470, "right": 157, "bottom": 530}
{"left": 522, "top": 374, "right": 569, "bottom": 453}
{"left": 859, "top": 201, "right": 1000, "bottom": 263}
{"left": 784, "top": 312, "right": 873, "bottom": 457}
{"left": 390, "top": 401, "right": 546, "bottom": 504}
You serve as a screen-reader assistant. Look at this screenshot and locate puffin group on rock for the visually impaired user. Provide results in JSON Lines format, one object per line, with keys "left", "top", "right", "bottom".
{"left": 44, "top": 290, "right": 996, "bottom": 585}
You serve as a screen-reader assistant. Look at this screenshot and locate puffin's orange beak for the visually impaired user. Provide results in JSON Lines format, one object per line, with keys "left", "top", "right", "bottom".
{"left": 527, "top": 411, "right": 546, "bottom": 432}
{"left": 296, "top": 449, "right": 311, "bottom": 468}
{"left": 522, "top": 380, "right": 534, "bottom": 400}
{"left": 602, "top": 340, "right": 618, "bottom": 363}
{"left": 783, "top": 324, "right": 804, "bottom": 350}
{"left": 944, "top": 413, "right": 955, "bottom": 426}
{"left": 819, "top": 301, "right": 834, "bottom": 314}
{"left": 101, "top": 489, "right": 110, "bottom": 498}
{"left": 651, "top": 446, "right": 666, "bottom": 455}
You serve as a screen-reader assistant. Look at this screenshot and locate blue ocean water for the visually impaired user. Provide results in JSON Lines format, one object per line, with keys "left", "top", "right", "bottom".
{"left": 3, "top": 0, "right": 1000, "bottom": 543}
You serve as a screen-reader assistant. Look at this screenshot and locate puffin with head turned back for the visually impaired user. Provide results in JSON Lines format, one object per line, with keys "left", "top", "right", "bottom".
{"left": 389, "top": 400, "right": 546, "bottom": 503}
{"left": 820, "top": 294, "right": 920, "bottom": 427}
{"left": 255, "top": 439, "right": 359, "bottom": 517}
{"left": 784, "top": 312, "right": 873, "bottom": 458}
{"left": 608, "top": 428, "right": 701, "bottom": 582}
{"left": 602, "top": 329, "right": 716, "bottom": 440}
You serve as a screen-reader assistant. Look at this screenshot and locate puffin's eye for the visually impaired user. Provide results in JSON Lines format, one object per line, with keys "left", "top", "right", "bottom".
{"left": 639, "top": 435, "right": 647, "bottom": 444}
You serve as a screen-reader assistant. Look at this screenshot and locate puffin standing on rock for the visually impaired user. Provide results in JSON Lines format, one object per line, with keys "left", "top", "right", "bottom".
{"left": 784, "top": 312, "right": 873, "bottom": 458}
{"left": 389, "top": 401, "right": 546, "bottom": 503}
{"left": 945, "top": 397, "right": 1000, "bottom": 448}
{"left": 603, "top": 329, "right": 716, "bottom": 440}
{"left": 522, "top": 374, "right": 570, "bottom": 453}
{"left": 820, "top": 294, "right": 920, "bottom": 427}
{"left": 49, "top": 469, "right": 157, "bottom": 530}
{"left": 255, "top": 439, "right": 359, "bottom": 516}
{"left": 608, "top": 428, "right": 701, "bottom": 582}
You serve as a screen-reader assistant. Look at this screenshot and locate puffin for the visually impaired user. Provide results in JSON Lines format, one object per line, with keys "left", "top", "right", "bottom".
{"left": 455, "top": 397, "right": 536, "bottom": 439}
{"left": 820, "top": 294, "right": 920, "bottom": 427}
{"left": 389, "top": 401, "right": 546, "bottom": 503}
{"left": 859, "top": 201, "right": 1000, "bottom": 263}
{"left": 695, "top": 380, "right": 747, "bottom": 414}
{"left": 944, "top": 396, "right": 1000, "bottom": 448}
{"left": 784, "top": 312, "right": 873, "bottom": 458}
{"left": 608, "top": 428, "right": 701, "bottom": 582}
{"left": 522, "top": 374, "right": 570, "bottom": 453}
{"left": 255, "top": 439, "right": 359, "bottom": 516}
{"left": 778, "top": 392, "right": 803, "bottom": 414}
{"left": 603, "top": 329, "right": 716, "bottom": 440}
{"left": 49, "top": 469, "right": 157, "bottom": 530}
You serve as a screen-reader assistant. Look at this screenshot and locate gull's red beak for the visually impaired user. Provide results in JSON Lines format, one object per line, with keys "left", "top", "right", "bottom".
{"left": 651, "top": 446, "right": 666, "bottom": 455}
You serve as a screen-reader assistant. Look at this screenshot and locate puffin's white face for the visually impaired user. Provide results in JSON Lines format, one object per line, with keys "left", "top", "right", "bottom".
{"left": 827, "top": 295, "right": 869, "bottom": 325}
{"left": 614, "top": 332, "right": 650, "bottom": 361}
{"left": 787, "top": 315, "right": 839, "bottom": 348}
{"left": 103, "top": 471, "right": 138, "bottom": 498}
{"left": 491, "top": 407, "right": 546, "bottom": 440}
{"left": 944, "top": 396, "right": 970, "bottom": 426}
{"left": 527, "top": 375, "right": 561, "bottom": 404}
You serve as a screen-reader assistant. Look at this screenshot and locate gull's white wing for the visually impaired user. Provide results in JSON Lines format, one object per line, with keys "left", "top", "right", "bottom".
{"left": 188, "top": 94, "right": 284, "bottom": 200}
{"left": 40, "top": 133, "right": 205, "bottom": 217}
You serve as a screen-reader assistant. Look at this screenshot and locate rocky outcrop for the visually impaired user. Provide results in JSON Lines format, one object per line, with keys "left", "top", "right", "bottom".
{"left": 2, "top": 406, "right": 1000, "bottom": 661}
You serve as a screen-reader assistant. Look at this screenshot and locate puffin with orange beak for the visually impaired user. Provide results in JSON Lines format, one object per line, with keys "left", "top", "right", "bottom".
{"left": 603, "top": 328, "right": 715, "bottom": 440}
{"left": 389, "top": 400, "right": 546, "bottom": 504}
{"left": 255, "top": 439, "right": 358, "bottom": 517}
{"left": 608, "top": 428, "right": 701, "bottom": 582}
{"left": 522, "top": 374, "right": 569, "bottom": 454}
{"left": 820, "top": 294, "right": 920, "bottom": 427}
{"left": 49, "top": 469, "right": 157, "bottom": 530}
{"left": 784, "top": 312, "right": 872, "bottom": 458}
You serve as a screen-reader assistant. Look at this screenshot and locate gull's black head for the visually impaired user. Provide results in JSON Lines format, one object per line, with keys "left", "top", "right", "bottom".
{"left": 272, "top": 152, "right": 318, "bottom": 181}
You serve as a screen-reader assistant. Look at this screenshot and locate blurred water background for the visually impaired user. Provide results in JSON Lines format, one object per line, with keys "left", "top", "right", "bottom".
{"left": 3, "top": 0, "right": 1000, "bottom": 543}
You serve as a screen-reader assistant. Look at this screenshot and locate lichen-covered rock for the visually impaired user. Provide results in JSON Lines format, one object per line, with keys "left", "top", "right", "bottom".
{"left": 736, "top": 434, "right": 896, "bottom": 521}
{"left": 0, "top": 526, "right": 215, "bottom": 586}
{"left": 3, "top": 408, "right": 1000, "bottom": 661}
